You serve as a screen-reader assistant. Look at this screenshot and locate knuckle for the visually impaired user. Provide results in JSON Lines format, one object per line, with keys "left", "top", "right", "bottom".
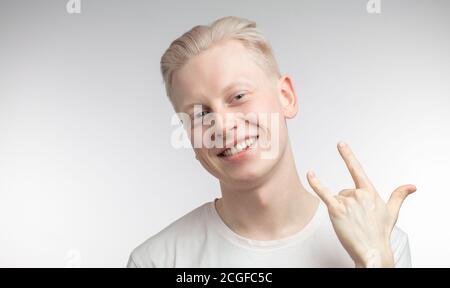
{"left": 328, "top": 205, "right": 341, "bottom": 217}
{"left": 354, "top": 189, "right": 364, "bottom": 199}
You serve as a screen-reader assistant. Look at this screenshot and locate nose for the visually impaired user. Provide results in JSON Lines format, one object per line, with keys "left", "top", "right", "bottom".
{"left": 211, "top": 110, "right": 239, "bottom": 145}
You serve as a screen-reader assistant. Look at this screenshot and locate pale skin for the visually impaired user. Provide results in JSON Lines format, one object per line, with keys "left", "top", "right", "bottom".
{"left": 170, "top": 39, "right": 416, "bottom": 267}
{"left": 307, "top": 142, "right": 416, "bottom": 267}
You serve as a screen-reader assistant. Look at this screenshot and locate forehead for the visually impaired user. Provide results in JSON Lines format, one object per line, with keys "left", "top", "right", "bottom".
{"left": 170, "top": 40, "right": 266, "bottom": 108}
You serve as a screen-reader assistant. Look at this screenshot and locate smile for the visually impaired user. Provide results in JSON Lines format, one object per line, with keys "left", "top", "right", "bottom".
{"left": 218, "top": 135, "right": 259, "bottom": 158}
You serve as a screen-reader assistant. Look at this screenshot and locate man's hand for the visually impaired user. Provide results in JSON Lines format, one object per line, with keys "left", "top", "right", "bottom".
{"left": 306, "top": 141, "right": 416, "bottom": 268}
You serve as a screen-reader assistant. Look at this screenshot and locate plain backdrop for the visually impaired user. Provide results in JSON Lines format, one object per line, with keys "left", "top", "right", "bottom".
{"left": 0, "top": 0, "right": 449, "bottom": 267}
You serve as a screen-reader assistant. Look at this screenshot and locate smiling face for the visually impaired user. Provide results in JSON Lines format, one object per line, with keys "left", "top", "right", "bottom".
{"left": 170, "top": 39, "right": 298, "bottom": 185}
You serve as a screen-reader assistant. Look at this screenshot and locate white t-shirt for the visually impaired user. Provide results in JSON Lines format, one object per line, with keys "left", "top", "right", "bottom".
{"left": 127, "top": 199, "right": 411, "bottom": 268}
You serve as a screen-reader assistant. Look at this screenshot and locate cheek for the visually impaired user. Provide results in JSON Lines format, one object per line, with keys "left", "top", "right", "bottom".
{"left": 193, "top": 147, "right": 209, "bottom": 158}
{"left": 189, "top": 126, "right": 206, "bottom": 148}
{"left": 254, "top": 91, "right": 282, "bottom": 114}
{"left": 194, "top": 145, "right": 218, "bottom": 167}
{"left": 194, "top": 148, "right": 224, "bottom": 179}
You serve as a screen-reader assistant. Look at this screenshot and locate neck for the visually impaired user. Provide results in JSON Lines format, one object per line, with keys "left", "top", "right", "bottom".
{"left": 216, "top": 141, "right": 319, "bottom": 241}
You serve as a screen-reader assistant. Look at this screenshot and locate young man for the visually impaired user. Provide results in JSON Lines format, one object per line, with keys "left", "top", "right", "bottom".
{"left": 127, "top": 16, "right": 416, "bottom": 268}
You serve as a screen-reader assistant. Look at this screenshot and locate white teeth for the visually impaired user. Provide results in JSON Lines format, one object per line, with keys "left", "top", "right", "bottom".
{"left": 220, "top": 137, "right": 257, "bottom": 157}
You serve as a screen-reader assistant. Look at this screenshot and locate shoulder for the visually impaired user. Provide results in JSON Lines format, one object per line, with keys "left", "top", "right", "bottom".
{"left": 127, "top": 201, "right": 212, "bottom": 268}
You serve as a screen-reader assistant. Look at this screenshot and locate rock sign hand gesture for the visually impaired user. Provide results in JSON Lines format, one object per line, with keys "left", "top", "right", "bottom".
{"left": 307, "top": 142, "right": 416, "bottom": 268}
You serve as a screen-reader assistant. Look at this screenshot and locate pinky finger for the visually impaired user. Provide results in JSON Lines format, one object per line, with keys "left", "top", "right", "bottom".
{"left": 307, "top": 171, "right": 337, "bottom": 208}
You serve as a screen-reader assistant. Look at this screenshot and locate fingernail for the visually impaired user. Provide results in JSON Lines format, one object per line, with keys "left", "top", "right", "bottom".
{"left": 308, "top": 171, "right": 316, "bottom": 178}
{"left": 338, "top": 141, "right": 346, "bottom": 148}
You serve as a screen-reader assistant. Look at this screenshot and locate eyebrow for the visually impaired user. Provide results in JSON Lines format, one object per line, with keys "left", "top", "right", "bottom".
{"left": 181, "top": 79, "right": 254, "bottom": 112}
{"left": 222, "top": 78, "right": 253, "bottom": 95}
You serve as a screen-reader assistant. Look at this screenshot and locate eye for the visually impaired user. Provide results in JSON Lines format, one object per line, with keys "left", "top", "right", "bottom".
{"left": 233, "top": 93, "right": 246, "bottom": 101}
{"left": 194, "top": 110, "right": 209, "bottom": 119}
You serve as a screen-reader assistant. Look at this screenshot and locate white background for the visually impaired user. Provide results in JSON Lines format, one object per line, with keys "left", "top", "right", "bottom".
{"left": 0, "top": 0, "right": 449, "bottom": 267}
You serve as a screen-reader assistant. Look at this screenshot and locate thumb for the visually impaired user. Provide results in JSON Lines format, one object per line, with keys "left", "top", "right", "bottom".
{"left": 387, "top": 184, "right": 417, "bottom": 218}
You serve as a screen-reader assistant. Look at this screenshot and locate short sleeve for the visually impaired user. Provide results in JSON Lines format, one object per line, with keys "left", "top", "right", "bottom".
{"left": 126, "top": 253, "right": 139, "bottom": 268}
{"left": 393, "top": 232, "right": 412, "bottom": 268}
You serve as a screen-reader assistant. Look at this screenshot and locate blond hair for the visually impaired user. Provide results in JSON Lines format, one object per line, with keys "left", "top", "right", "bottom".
{"left": 160, "top": 16, "right": 281, "bottom": 100}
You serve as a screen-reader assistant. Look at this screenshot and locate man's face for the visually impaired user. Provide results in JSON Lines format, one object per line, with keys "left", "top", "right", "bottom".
{"left": 171, "top": 39, "right": 296, "bottom": 184}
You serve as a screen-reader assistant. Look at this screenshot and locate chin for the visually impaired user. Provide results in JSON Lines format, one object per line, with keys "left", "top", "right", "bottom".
{"left": 219, "top": 157, "right": 277, "bottom": 184}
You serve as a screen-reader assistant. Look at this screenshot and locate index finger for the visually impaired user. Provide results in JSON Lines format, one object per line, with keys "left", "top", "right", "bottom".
{"left": 337, "top": 141, "right": 374, "bottom": 189}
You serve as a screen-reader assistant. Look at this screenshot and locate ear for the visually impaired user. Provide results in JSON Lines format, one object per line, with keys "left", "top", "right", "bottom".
{"left": 277, "top": 75, "right": 298, "bottom": 119}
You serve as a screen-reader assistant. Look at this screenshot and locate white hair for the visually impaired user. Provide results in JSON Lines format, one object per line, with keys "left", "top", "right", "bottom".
{"left": 160, "top": 16, "right": 281, "bottom": 100}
